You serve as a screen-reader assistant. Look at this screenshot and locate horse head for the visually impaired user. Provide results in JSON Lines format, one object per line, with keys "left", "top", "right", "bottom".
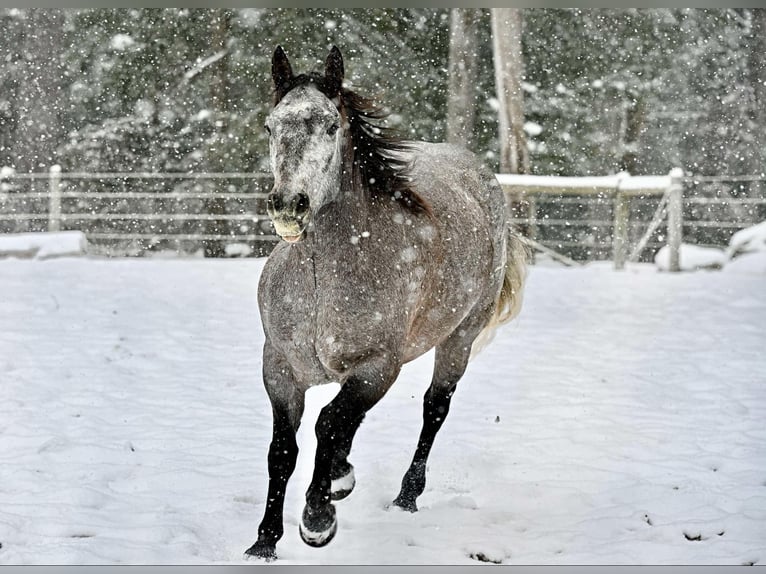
{"left": 265, "top": 46, "right": 345, "bottom": 243}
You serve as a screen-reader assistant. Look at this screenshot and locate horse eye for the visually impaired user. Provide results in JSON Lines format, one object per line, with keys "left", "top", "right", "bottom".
{"left": 327, "top": 123, "right": 339, "bottom": 136}
{"left": 264, "top": 125, "right": 271, "bottom": 136}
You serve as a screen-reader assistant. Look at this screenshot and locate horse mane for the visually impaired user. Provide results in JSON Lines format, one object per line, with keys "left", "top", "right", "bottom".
{"left": 273, "top": 73, "right": 430, "bottom": 215}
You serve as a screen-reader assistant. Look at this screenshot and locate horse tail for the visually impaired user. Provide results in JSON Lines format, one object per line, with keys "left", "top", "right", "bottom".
{"left": 470, "top": 227, "right": 528, "bottom": 359}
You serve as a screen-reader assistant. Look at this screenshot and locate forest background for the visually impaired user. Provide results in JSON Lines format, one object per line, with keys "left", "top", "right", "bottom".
{"left": 0, "top": 8, "right": 763, "bottom": 256}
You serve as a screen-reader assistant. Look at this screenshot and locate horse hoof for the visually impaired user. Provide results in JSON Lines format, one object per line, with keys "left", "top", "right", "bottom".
{"left": 299, "top": 504, "right": 337, "bottom": 547}
{"left": 391, "top": 495, "right": 418, "bottom": 513}
{"left": 331, "top": 466, "right": 356, "bottom": 501}
{"left": 244, "top": 541, "right": 277, "bottom": 561}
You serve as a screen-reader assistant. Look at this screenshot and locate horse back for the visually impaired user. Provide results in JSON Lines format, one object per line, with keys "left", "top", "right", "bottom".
{"left": 396, "top": 142, "right": 509, "bottom": 359}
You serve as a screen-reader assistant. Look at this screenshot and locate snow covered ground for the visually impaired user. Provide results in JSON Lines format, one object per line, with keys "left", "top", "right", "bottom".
{"left": 0, "top": 232, "right": 87, "bottom": 260}
{"left": 0, "top": 256, "right": 764, "bottom": 565}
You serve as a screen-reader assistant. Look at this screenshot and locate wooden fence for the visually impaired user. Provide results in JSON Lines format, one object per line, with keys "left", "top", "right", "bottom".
{"left": 1, "top": 167, "right": 764, "bottom": 268}
{"left": 0, "top": 169, "right": 274, "bottom": 256}
{"left": 497, "top": 169, "right": 683, "bottom": 270}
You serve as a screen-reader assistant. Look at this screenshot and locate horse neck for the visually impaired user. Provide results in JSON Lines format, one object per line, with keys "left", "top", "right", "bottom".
{"left": 308, "top": 152, "right": 376, "bottom": 249}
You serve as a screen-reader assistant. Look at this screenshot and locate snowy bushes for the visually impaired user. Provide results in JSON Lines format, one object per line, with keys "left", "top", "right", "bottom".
{"left": 727, "top": 221, "right": 766, "bottom": 259}
{"left": 655, "top": 221, "right": 766, "bottom": 273}
{"left": 654, "top": 244, "right": 726, "bottom": 272}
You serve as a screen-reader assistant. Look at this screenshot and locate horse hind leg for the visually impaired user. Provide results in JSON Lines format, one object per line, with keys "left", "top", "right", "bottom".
{"left": 392, "top": 318, "right": 484, "bottom": 512}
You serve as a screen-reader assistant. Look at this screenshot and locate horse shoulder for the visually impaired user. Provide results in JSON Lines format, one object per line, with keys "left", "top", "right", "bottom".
{"left": 258, "top": 245, "right": 316, "bottom": 351}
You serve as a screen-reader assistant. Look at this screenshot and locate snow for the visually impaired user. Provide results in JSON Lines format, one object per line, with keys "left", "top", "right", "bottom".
{"left": 654, "top": 243, "right": 727, "bottom": 272}
{"left": 224, "top": 243, "right": 252, "bottom": 258}
{"left": 109, "top": 34, "right": 135, "bottom": 51}
{"left": 495, "top": 172, "right": 671, "bottom": 193}
{"left": 727, "top": 221, "right": 766, "bottom": 259}
{"left": 0, "top": 258, "right": 764, "bottom": 565}
{"left": 0, "top": 232, "right": 88, "bottom": 260}
{"left": 184, "top": 50, "right": 228, "bottom": 83}
{"left": 523, "top": 121, "right": 543, "bottom": 137}
{"left": 725, "top": 252, "right": 766, "bottom": 275}
{"left": 194, "top": 109, "right": 212, "bottom": 122}
{"left": 521, "top": 81, "right": 538, "bottom": 94}
{"left": 653, "top": 223, "right": 766, "bottom": 273}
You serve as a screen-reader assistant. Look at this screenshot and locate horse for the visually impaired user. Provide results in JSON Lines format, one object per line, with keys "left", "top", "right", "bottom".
{"left": 244, "top": 45, "right": 527, "bottom": 561}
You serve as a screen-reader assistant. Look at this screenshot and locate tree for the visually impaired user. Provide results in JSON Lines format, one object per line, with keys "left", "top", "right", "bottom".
{"left": 490, "top": 8, "right": 528, "bottom": 175}
{"left": 202, "top": 9, "right": 233, "bottom": 258}
{"left": 0, "top": 9, "right": 25, "bottom": 171}
{"left": 7, "top": 9, "right": 67, "bottom": 173}
{"left": 490, "top": 8, "right": 531, "bottom": 242}
{"left": 747, "top": 9, "right": 766, "bottom": 184}
{"left": 446, "top": 9, "right": 481, "bottom": 149}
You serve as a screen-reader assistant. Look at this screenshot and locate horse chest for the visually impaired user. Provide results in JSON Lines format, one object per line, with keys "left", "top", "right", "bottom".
{"left": 258, "top": 252, "right": 320, "bottom": 374}
{"left": 260, "top": 246, "right": 410, "bottom": 380}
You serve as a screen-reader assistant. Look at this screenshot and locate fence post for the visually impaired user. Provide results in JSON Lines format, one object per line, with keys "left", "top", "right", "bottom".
{"left": 527, "top": 193, "right": 538, "bottom": 242}
{"left": 667, "top": 168, "right": 683, "bottom": 272}
{"left": 48, "top": 165, "right": 62, "bottom": 232}
{"left": 612, "top": 173, "right": 629, "bottom": 270}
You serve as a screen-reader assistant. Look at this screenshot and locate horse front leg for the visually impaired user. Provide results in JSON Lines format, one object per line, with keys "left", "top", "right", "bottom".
{"left": 328, "top": 415, "right": 364, "bottom": 501}
{"left": 245, "top": 343, "right": 305, "bottom": 561}
{"left": 299, "top": 359, "right": 399, "bottom": 547}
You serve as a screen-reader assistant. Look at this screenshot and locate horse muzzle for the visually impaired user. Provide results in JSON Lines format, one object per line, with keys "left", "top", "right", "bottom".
{"left": 267, "top": 191, "right": 310, "bottom": 243}
{"left": 271, "top": 217, "right": 307, "bottom": 243}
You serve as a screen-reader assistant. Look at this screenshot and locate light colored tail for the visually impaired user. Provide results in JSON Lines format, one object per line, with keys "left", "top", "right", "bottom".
{"left": 470, "top": 228, "right": 528, "bottom": 359}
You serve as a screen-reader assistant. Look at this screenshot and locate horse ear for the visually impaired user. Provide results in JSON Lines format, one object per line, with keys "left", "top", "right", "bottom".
{"left": 324, "top": 45, "right": 344, "bottom": 96}
{"left": 272, "top": 45, "right": 293, "bottom": 90}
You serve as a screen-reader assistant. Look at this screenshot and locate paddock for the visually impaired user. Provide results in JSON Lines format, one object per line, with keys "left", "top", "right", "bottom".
{"left": 0, "top": 257, "right": 763, "bottom": 564}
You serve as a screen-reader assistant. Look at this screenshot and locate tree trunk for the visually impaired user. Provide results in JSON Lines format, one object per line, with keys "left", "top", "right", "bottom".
{"left": 203, "top": 9, "right": 232, "bottom": 258}
{"left": 491, "top": 8, "right": 528, "bottom": 175}
{"left": 491, "top": 8, "right": 531, "bottom": 240}
{"left": 15, "top": 9, "right": 66, "bottom": 174}
{"left": 748, "top": 9, "right": 766, "bottom": 198}
{"left": 619, "top": 93, "right": 647, "bottom": 174}
{"left": 446, "top": 9, "right": 480, "bottom": 149}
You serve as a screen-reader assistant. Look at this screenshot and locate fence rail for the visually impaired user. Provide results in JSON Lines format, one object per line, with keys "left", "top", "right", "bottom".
{"left": 1, "top": 169, "right": 275, "bottom": 257}
{"left": 1, "top": 168, "right": 764, "bottom": 265}
{"left": 497, "top": 170, "right": 683, "bottom": 270}
{"left": 498, "top": 170, "right": 766, "bottom": 269}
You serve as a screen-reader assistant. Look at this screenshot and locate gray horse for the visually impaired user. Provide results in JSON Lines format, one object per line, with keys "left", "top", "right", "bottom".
{"left": 245, "top": 45, "right": 527, "bottom": 561}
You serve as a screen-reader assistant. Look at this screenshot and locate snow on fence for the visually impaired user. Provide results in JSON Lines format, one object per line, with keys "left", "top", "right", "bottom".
{"left": 498, "top": 171, "right": 766, "bottom": 270}
{"left": 497, "top": 169, "right": 683, "bottom": 270}
{"left": 0, "top": 169, "right": 275, "bottom": 257}
{"left": 1, "top": 167, "right": 764, "bottom": 266}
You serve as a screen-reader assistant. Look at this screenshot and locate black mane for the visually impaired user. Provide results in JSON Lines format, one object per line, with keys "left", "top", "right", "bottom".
{"left": 274, "top": 73, "right": 429, "bottom": 214}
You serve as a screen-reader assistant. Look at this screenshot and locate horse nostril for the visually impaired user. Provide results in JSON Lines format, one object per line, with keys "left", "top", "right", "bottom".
{"left": 267, "top": 193, "right": 283, "bottom": 213}
{"left": 294, "top": 193, "right": 310, "bottom": 217}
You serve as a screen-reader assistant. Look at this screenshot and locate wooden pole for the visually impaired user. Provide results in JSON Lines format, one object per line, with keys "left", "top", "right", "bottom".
{"left": 48, "top": 165, "right": 62, "bottom": 232}
{"left": 612, "top": 190, "right": 629, "bottom": 270}
{"left": 667, "top": 168, "right": 684, "bottom": 272}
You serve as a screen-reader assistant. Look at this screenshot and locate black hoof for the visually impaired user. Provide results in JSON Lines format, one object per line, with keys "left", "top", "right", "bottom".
{"left": 331, "top": 465, "right": 355, "bottom": 501}
{"left": 392, "top": 494, "right": 418, "bottom": 513}
{"left": 299, "top": 504, "right": 338, "bottom": 547}
{"left": 244, "top": 541, "right": 277, "bottom": 561}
